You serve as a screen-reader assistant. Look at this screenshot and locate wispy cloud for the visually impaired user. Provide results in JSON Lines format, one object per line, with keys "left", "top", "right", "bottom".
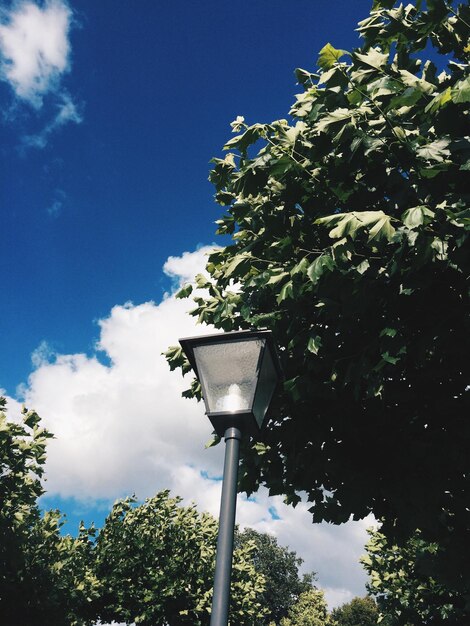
{"left": 22, "top": 92, "right": 82, "bottom": 149}
{"left": 31, "top": 339, "right": 56, "bottom": 367}
{"left": 0, "top": 0, "right": 72, "bottom": 107}
{"left": 0, "top": 1, "right": 82, "bottom": 148}
{"left": 47, "top": 200, "right": 63, "bottom": 217}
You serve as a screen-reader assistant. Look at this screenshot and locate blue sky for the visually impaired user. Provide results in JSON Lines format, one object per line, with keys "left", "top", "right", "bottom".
{"left": 1, "top": 0, "right": 376, "bottom": 608}
{"left": 1, "top": 0, "right": 370, "bottom": 393}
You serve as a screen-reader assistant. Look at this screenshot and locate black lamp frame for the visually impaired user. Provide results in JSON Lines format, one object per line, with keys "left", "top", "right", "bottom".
{"left": 179, "top": 329, "right": 282, "bottom": 437}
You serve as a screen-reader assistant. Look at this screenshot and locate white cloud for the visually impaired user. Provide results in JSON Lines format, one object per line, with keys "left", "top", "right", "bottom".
{"left": 0, "top": 1, "right": 81, "bottom": 148}
{"left": 15, "top": 245, "right": 373, "bottom": 609}
{"left": 0, "top": 0, "right": 72, "bottom": 106}
{"left": 163, "top": 247, "right": 216, "bottom": 286}
{"left": 0, "top": 389, "right": 23, "bottom": 424}
{"left": 19, "top": 246, "right": 221, "bottom": 500}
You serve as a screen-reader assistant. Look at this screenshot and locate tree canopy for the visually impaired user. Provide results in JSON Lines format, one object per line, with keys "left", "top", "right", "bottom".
{"left": 279, "top": 588, "right": 329, "bottom": 626}
{"left": 0, "top": 399, "right": 96, "bottom": 626}
{"left": 363, "top": 528, "right": 466, "bottom": 625}
{"left": 329, "top": 595, "right": 381, "bottom": 626}
{"left": 93, "top": 492, "right": 266, "bottom": 626}
{"left": 166, "top": 0, "right": 470, "bottom": 593}
{"left": 236, "top": 527, "right": 316, "bottom": 624}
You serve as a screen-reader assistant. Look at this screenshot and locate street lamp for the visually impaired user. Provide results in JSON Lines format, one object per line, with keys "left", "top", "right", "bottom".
{"left": 179, "top": 329, "right": 282, "bottom": 626}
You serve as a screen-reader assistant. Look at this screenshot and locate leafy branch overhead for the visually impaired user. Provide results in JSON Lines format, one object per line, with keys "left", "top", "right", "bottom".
{"left": 167, "top": 0, "right": 469, "bottom": 612}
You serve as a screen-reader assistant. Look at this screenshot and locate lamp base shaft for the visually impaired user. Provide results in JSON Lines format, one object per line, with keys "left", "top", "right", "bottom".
{"left": 210, "top": 426, "right": 242, "bottom": 626}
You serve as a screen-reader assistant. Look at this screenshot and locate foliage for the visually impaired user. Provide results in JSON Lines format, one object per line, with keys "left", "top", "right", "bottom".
{"left": 0, "top": 398, "right": 51, "bottom": 544}
{"left": 93, "top": 491, "right": 267, "bottom": 625}
{"left": 165, "top": 0, "right": 470, "bottom": 600}
{"left": 330, "top": 595, "right": 381, "bottom": 626}
{"left": 236, "top": 527, "right": 316, "bottom": 624}
{"left": 279, "top": 588, "right": 329, "bottom": 626}
{"left": 1, "top": 398, "right": 321, "bottom": 625}
{"left": 362, "top": 528, "right": 468, "bottom": 625}
{"left": 0, "top": 398, "right": 96, "bottom": 626}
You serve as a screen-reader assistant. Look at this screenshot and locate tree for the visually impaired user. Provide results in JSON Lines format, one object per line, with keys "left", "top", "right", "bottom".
{"left": 280, "top": 588, "right": 329, "bottom": 626}
{"left": 2, "top": 397, "right": 320, "bottom": 625}
{"left": 362, "top": 528, "right": 466, "bottom": 625}
{"left": 0, "top": 398, "right": 96, "bottom": 626}
{"left": 330, "top": 595, "right": 380, "bottom": 626}
{"left": 92, "top": 491, "right": 267, "bottom": 625}
{"left": 166, "top": 0, "right": 469, "bottom": 600}
{"left": 236, "top": 527, "right": 316, "bottom": 624}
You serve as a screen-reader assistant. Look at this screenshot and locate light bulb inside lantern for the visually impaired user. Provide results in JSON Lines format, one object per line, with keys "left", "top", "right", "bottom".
{"left": 216, "top": 384, "right": 244, "bottom": 412}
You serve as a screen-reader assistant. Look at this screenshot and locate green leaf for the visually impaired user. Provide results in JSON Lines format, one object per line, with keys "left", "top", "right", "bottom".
{"left": 354, "top": 48, "right": 389, "bottom": 70}
{"left": 277, "top": 280, "right": 294, "bottom": 304}
{"left": 291, "top": 257, "right": 309, "bottom": 276}
{"left": 416, "top": 138, "right": 451, "bottom": 162}
{"left": 295, "top": 67, "right": 315, "bottom": 86}
{"left": 317, "top": 43, "right": 350, "bottom": 70}
{"left": 380, "top": 327, "right": 397, "bottom": 338}
{"left": 307, "top": 334, "right": 322, "bottom": 355}
{"left": 175, "top": 284, "right": 193, "bottom": 299}
{"left": 356, "top": 259, "right": 370, "bottom": 274}
{"left": 253, "top": 442, "right": 270, "bottom": 455}
{"left": 425, "top": 87, "right": 452, "bottom": 113}
{"left": 195, "top": 273, "right": 210, "bottom": 288}
{"left": 328, "top": 214, "right": 357, "bottom": 239}
{"left": 368, "top": 75, "right": 400, "bottom": 98}
{"left": 419, "top": 161, "right": 451, "bottom": 178}
{"left": 316, "top": 211, "right": 393, "bottom": 241}
{"left": 402, "top": 206, "right": 435, "bottom": 228}
{"left": 307, "top": 254, "right": 334, "bottom": 283}
{"left": 381, "top": 351, "right": 399, "bottom": 364}
{"left": 390, "top": 87, "right": 424, "bottom": 110}
{"left": 398, "top": 70, "right": 435, "bottom": 95}
{"left": 223, "top": 124, "right": 265, "bottom": 152}
{"left": 431, "top": 237, "right": 448, "bottom": 260}
{"left": 460, "top": 159, "right": 470, "bottom": 171}
{"left": 164, "top": 345, "right": 184, "bottom": 367}
{"left": 269, "top": 154, "right": 295, "bottom": 178}
{"left": 267, "top": 270, "right": 289, "bottom": 285}
{"left": 451, "top": 76, "right": 470, "bottom": 104}
{"left": 315, "top": 108, "right": 353, "bottom": 133}
{"left": 368, "top": 214, "right": 396, "bottom": 241}
{"left": 205, "top": 434, "right": 221, "bottom": 448}
{"left": 223, "top": 254, "right": 251, "bottom": 277}
{"left": 23, "top": 410, "right": 40, "bottom": 429}
{"left": 230, "top": 115, "right": 246, "bottom": 132}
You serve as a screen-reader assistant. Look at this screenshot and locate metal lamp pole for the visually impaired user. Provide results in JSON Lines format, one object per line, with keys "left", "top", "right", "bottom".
{"left": 210, "top": 426, "right": 242, "bottom": 626}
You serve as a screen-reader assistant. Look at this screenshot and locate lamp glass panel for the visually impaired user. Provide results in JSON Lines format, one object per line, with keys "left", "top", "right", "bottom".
{"left": 253, "top": 346, "right": 278, "bottom": 428}
{"left": 193, "top": 338, "right": 264, "bottom": 414}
